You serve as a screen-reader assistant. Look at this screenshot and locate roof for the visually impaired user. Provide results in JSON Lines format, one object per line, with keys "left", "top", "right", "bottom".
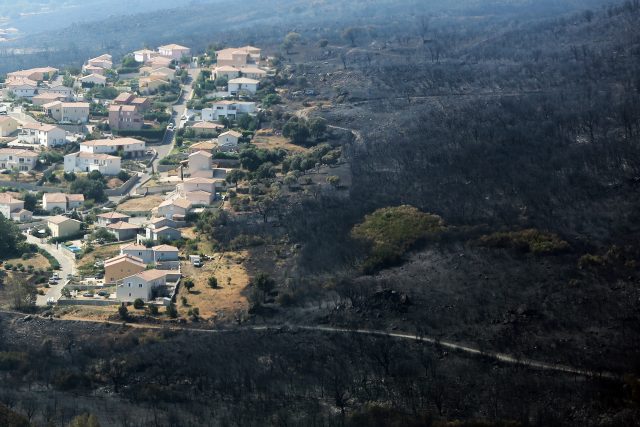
{"left": 215, "top": 65, "right": 239, "bottom": 72}
{"left": 48, "top": 215, "right": 80, "bottom": 225}
{"left": 22, "top": 122, "right": 62, "bottom": 132}
{"left": 159, "top": 198, "right": 192, "bottom": 209}
{"left": 220, "top": 130, "right": 242, "bottom": 138}
{"left": 159, "top": 44, "right": 189, "bottom": 50}
{"left": 152, "top": 245, "right": 179, "bottom": 252}
{"left": 97, "top": 211, "right": 130, "bottom": 219}
{"left": 187, "top": 190, "right": 213, "bottom": 197}
{"left": 0, "top": 148, "right": 39, "bottom": 158}
{"left": 154, "top": 226, "right": 181, "bottom": 234}
{"left": 132, "top": 269, "right": 168, "bottom": 282}
{"left": 68, "top": 194, "right": 85, "bottom": 202}
{"left": 114, "top": 92, "right": 135, "bottom": 103}
{"left": 131, "top": 97, "right": 149, "bottom": 105}
{"left": 80, "top": 73, "right": 107, "bottom": 81}
{"left": 43, "top": 101, "right": 89, "bottom": 109}
{"left": 186, "top": 177, "right": 216, "bottom": 184}
{"left": 107, "top": 221, "right": 140, "bottom": 230}
{"left": 69, "top": 152, "right": 121, "bottom": 161}
{"left": 43, "top": 193, "right": 67, "bottom": 203}
{"left": 189, "top": 150, "right": 213, "bottom": 158}
{"left": 33, "top": 92, "right": 67, "bottom": 100}
{"left": 190, "top": 141, "right": 218, "bottom": 150}
{"left": 0, "top": 193, "right": 22, "bottom": 204}
{"left": 121, "top": 243, "right": 150, "bottom": 251}
{"left": 104, "top": 254, "right": 145, "bottom": 268}
{"left": 228, "top": 77, "right": 260, "bottom": 84}
{"left": 241, "top": 66, "right": 267, "bottom": 74}
{"left": 192, "top": 121, "right": 224, "bottom": 130}
{"left": 82, "top": 138, "right": 143, "bottom": 147}
{"left": 0, "top": 116, "right": 17, "bottom": 124}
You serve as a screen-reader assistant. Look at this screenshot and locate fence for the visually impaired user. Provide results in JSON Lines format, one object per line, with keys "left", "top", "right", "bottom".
{"left": 105, "top": 174, "right": 140, "bottom": 197}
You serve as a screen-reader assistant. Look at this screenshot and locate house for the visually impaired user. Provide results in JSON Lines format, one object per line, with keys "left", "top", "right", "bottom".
{"left": 158, "top": 44, "right": 191, "bottom": 61}
{"left": 42, "top": 193, "right": 84, "bottom": 212}
{"left": 218, "top": 130, "right": 242, "bottom": 147}
{"left": 82, "top": 65, "right": 105, "bottom": 76}
{"left": 188, "top": 140, "right": 218, "bottom": 154}
{"left": 0, "top": 148, "right": 39, "bottom": 171}
{"left": 201, "top": 101, "right": 256, "bottom": 121}
{"left": 32, "top": 92, "right": 68, "bottom": 106}
{"left": 240, "top": 66, "right": 267, "bottom": 80}
{"left": 7, "top": 67, "right": 58, "bottom": 82}
{"left": 120, "top": 243, "right": 155, "bottom": 264}
{"left": 134, "top": 49, "right": 157, "bottom": 63}
{"left": 146, "top": 225, "right": 182, "bottom": 242}
{"left": 39, "top": 83, "right": 74, "bottom": 99}
{"left": 152, "top": 245, "right": 180, "bottom": 262}
{"left": 214, "top": 65, "right": 240, "bottom": 80}
{"left": 216, "top": 46, "right": 261, "bottom": 67}
{"left": 108, "top": 105, "right": 143, "bottom": 131}
{"left": 147, "top": 56, "right": 172, "bottom": 68}
{"left": 43, "top": 101, "right": 90, "bottom": 123}
{"left": 19, "top": 123, "right": 67, "bottom": 148}
{"left": 0, "top": 193, "right": 32, "bottom": 222}
{"left": 5, "top": 79, "right": 38, "bottom": 98}
{"left": 148, "top": 217, "right": 177, "bottom": 230}
{"left": 64, "top": 152, "right": 121, "bottom": 175}
{"left": 191, "top": 121, "right": 224, "bottom": 137}
{"left": 86, "top": 54, "right": 113, "bottom": 70}
{"left": 144, "top": 66, "right": 175, "bottom": 81}
{"left": 107, "top": 221, "right": 140, "bottom": 241}
{"left": 0, "top": 117, "right": 19, "bottom": 137}
{"left": 47, "top": 215, "right": 82, "bottom": 238}
{"left": 156, "top": 198, "right": 192, "bottom": 220}
{"left": 183, "top": 177, "right": 217, "bottom": 194}
{"left": 117, "top": 269, "right": 168, "bottom": 302}
{"left": 80, "top": 138, "right": 146, "bottom": 157}
{"left": 97, "top": 211, "right": 131, "bottom": 227}
{"left": 186, "top": 190, "right": 214, "bottom": 206}
{"left": 139, "top": 77, "right": 168, "bottom": 95}
{"left": 80, "top": 74, "right": 107, "bottom": 86}
{"left": 130, "top": 97, "right": 151, "bottom": 112}
{"left": 228, "top": 78, "right": 259, "bottom": 96}
{"left": 188, "top": 151, "right": 213, "bottom": 176}
{"left": 104, "top": 254, "right": 146, "bottom": 284}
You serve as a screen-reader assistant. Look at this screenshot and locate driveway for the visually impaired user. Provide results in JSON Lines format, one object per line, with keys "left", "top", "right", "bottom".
{"left": 26, "top": 234, "right": 76, "bottom": 307}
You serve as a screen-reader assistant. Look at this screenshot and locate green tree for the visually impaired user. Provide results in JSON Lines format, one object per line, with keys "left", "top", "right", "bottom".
{"left": 70, "top": 178, "right": 106, "bottom": 202}
{"left": 133, "top": 299, "right": 144, "bottom": 309}
{"left": 283, "top": 32, "right": 301, "bottom": 54}
{"left": 183, "top": 278, "right": 195, "bottom": 293}
{"left": 118, "top": 305, "right": 128, "bottom": 320}
{"left": 253, "top": 273, "right": 276, "bottom": 302}
{"left": 283, "top": 117, "right": 310, "bottom": 145}
{"left": 167, "top": 303, "right": 178, "bottom": 318}
{"left": 0, "top": 213, "right": 26, "bottom": 259}
{"left": 22, "top": 193, "right": 37, "bottom": 211}
{"left": 208, "top": 277, "right": 218, "bottom": 288}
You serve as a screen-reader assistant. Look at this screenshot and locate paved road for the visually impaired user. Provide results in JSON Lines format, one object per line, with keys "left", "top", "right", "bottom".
{"left": 26, "top": 234, "right": 75, "bottom": 306}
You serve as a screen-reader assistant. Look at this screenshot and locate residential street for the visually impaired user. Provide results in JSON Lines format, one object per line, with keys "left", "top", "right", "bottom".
{"left": 26, "top": 234, "right": 76, "bottom": 306}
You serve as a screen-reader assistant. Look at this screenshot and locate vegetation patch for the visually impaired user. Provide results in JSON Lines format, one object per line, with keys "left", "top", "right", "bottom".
{"left": 478, "top": 229, "right": 570, "bottom": 255}
{"left": 352, "top": 205, "right": 445, "bottom": 273}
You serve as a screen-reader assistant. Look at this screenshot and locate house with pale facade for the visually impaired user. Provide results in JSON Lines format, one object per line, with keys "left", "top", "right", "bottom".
{"left": 64, "top": 152, "right": 121, "bottom": 175}
{"left": 184, "top": 177, "right": 218, "bottom": 194}
{"left": 191, "top": 121, "right": 224, "bottom": 137}
{"left": 152, "top": 245, "right": 180, "bottom": 262}
{"left": 108, "top": 104, "right": 143, "bottom": 131}
{"left": 186, "top": 190, "right": 214, "bottom": 206}
{"left": 216, "top": 46, "right": 261, "bottom": 67}
{"left": 134, "top": 49, "right": 157, "bottom": 63}
{"left": 5, "top": 79, "right": 38, "bottom": 98}
{"left": 104, "top": 254, "right": 146, "bottom": 284}
{"left": 7, "top": 67, "right": 58, "bottom": 82}
{"left": 228, "top": 78, "right": 259, "bottom": 96}
{"left": 218, "top": 130, "right": 242, "bottom": 147}
{"left": 213, "top": 66, "right": 240, "bottom": 80}
{"left": 39, "top": 83, "right": 74, "bottom": 99}
{"left": 85, "top": 54, "right": 113, "bottom": 70}
{"left": 188, "top": 151, "right": 213, "bottom": 177}
{"left": 80, "top": 138, "right": 146, "bottom": 158}
{"left": 97, "top": 211, "right": 131, "bottom": 227}
{"left": 0, "top": 193, "right": 32, "bottom": 222}
{"left": 156, "top": 198, "right": 192, "bottom": 220}
{"left": 145, "top": 225, "right": 182, "bottom": 242}
{"left": 47, "top": 215, "right": 82, "bottom": 238}
{"left": 107, "top": 221, "right": 140, "bottom": 241}
{"left": 0, "top": 117, "right": 19, "bottom": 137}
{"left": 32, "top": 92, "right": 68, "bottom": 106}
{"left": 80, "top": 74, "right": 107, "bottom": 86}
{"left": 158, "top": 44, "right": 191, "bottom": 61}
{"left": 0, "top": 148, "right": 39, "bottom": 171}
{"left": 201, "top": 101, "right": 256, "bottom": 121}
{"left": 240, "top": 67, "right": 267, "bottom": 80}
{"left": 117, "top": 269, "right": 168, "bottom": 302}
{"left": 42, "top": 193, "right": 84, "bottom": 212}
{"left": 43, "top": 101, "right": 90, "bottom": 123}
{"left": 188, "top": 141, "right": 218, "bottom": 155}
{"left": 19, "top": 123, "right": 67, "bottom": 148}
{"left": 120, "top": 243, "right": 155, "bottom": 264}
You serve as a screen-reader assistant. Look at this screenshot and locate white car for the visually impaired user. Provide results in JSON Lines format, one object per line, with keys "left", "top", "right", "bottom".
{"left": 167, "top": 124, "right": 174, "bottom": 131}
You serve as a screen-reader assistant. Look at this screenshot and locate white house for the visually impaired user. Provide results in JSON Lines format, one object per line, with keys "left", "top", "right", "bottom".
{"left": 47, "top": 215, "right": 82, "bottom": 238}
{"left": 183, "top": 177, "right": 217, "bottom": 194}
{"left": 152, "top": 245, "right": 180, "bottom": 262}
{"left": 5, "top": 79, "right": 38, "bottom": 98}
{"left": 39, "top": 84, "right": 74, "bottom": 99}
{"left": 158, "top": 44, "right": 191, "bottom": 61}
{"left": 64, "top": 152, "right": 121, "bottom": 175}
{"left": 185, "top": 190, "right": 214, "bottom": 206}
{"left": 80, "top": 138, "right": 146, "bottom": 157}
{"left": 0, "top": 193, "right": 30, "bottom": 222}
{"left": 145, "top": 225, "right": 182, "bottom": 242}
{"left": 240, "top": 66, "right": 267, "bottom": 80}
{"left": 0, "top": 116, "right": 19, "bottom": 137}
{"left": 97, "top": 211, "right": 131, "bottom": 227}
{"left": 86, "top": 54, "right": 113, "bottom": 70}
{"left": 156, "top": 198, "right": 192, "bottom": 220}
{"left": 43, "top": 101, "right": 90, "bottom": 123}
{"left": 214, "top": 66, "right": 240, "bottom": 80}
{"left": 228, "top": 77, "right": 259, "bottom": 96}
{"left": 107, "top": 221, "right": 140, "bottom": 241}
{"left": 134, "top": 49, "right": 157, "bottom": 63}
{"left": 121, "top": 243, "right": 154, "bottom": 264}
{"left": 19, "top": 123, "right": 67, "bottom": 148}
{"left": 201, "top": 101, "right": 256, "bottom": 121}
{"left": 80, "top": 74, "right": 107, "bottom": 86}
{"left": 117, "top": 269, "right": 168, "bottom": 302}
{"left": 42, "top": 193, "right": 84, "bottom": 212}
{"left": 218, "top": 130, "right": 242, "bottom": 147}
{"left": 188, "top": 151, "right": 213, "bottom": 177}
{"left": 0, "top": 148, "right": 39, "bottom": 171}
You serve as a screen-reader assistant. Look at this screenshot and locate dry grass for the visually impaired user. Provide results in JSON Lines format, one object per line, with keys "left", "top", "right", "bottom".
{"left": 117, "top": 195, "right": 164, "bottom": 212}
{"left": 77, "top": 244, "right": 122, "bottom": 273}
{"left": 3, "top": 253, "right": 51, "bottom": 271}
{"left": 178, "top": 250, "right": 250, "bottom": 320}
{"left": 55, "top": 305, "right": 117, "bottom": 321}
{"left": 253, "top": 132, "right": 309, "bottom": 153}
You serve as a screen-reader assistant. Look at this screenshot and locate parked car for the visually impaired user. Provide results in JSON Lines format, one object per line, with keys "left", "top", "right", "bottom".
{"left": 97, "top": 290, "right": 108, "bottom": 297}
{"left": 82, "top": 292, "right": 94, "bottom": 298}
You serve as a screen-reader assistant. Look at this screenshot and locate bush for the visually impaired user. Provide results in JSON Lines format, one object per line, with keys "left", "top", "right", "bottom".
{"left": 208, "top": 277, "right": 218, "bottom": 288}
{"left": 167, "top": 303, "right": 178, "bottom": 318}
{"left": 148, "top": 305, "right": 159, "bottom": 315}
{"left": 133, "top": 298, "right": 145, "bottom": 309}
{"left": 118, "top": 304, "right": 129, "bottom": 320}
{"left": 478, "top": 229, "right": 570, "bottom": 255}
